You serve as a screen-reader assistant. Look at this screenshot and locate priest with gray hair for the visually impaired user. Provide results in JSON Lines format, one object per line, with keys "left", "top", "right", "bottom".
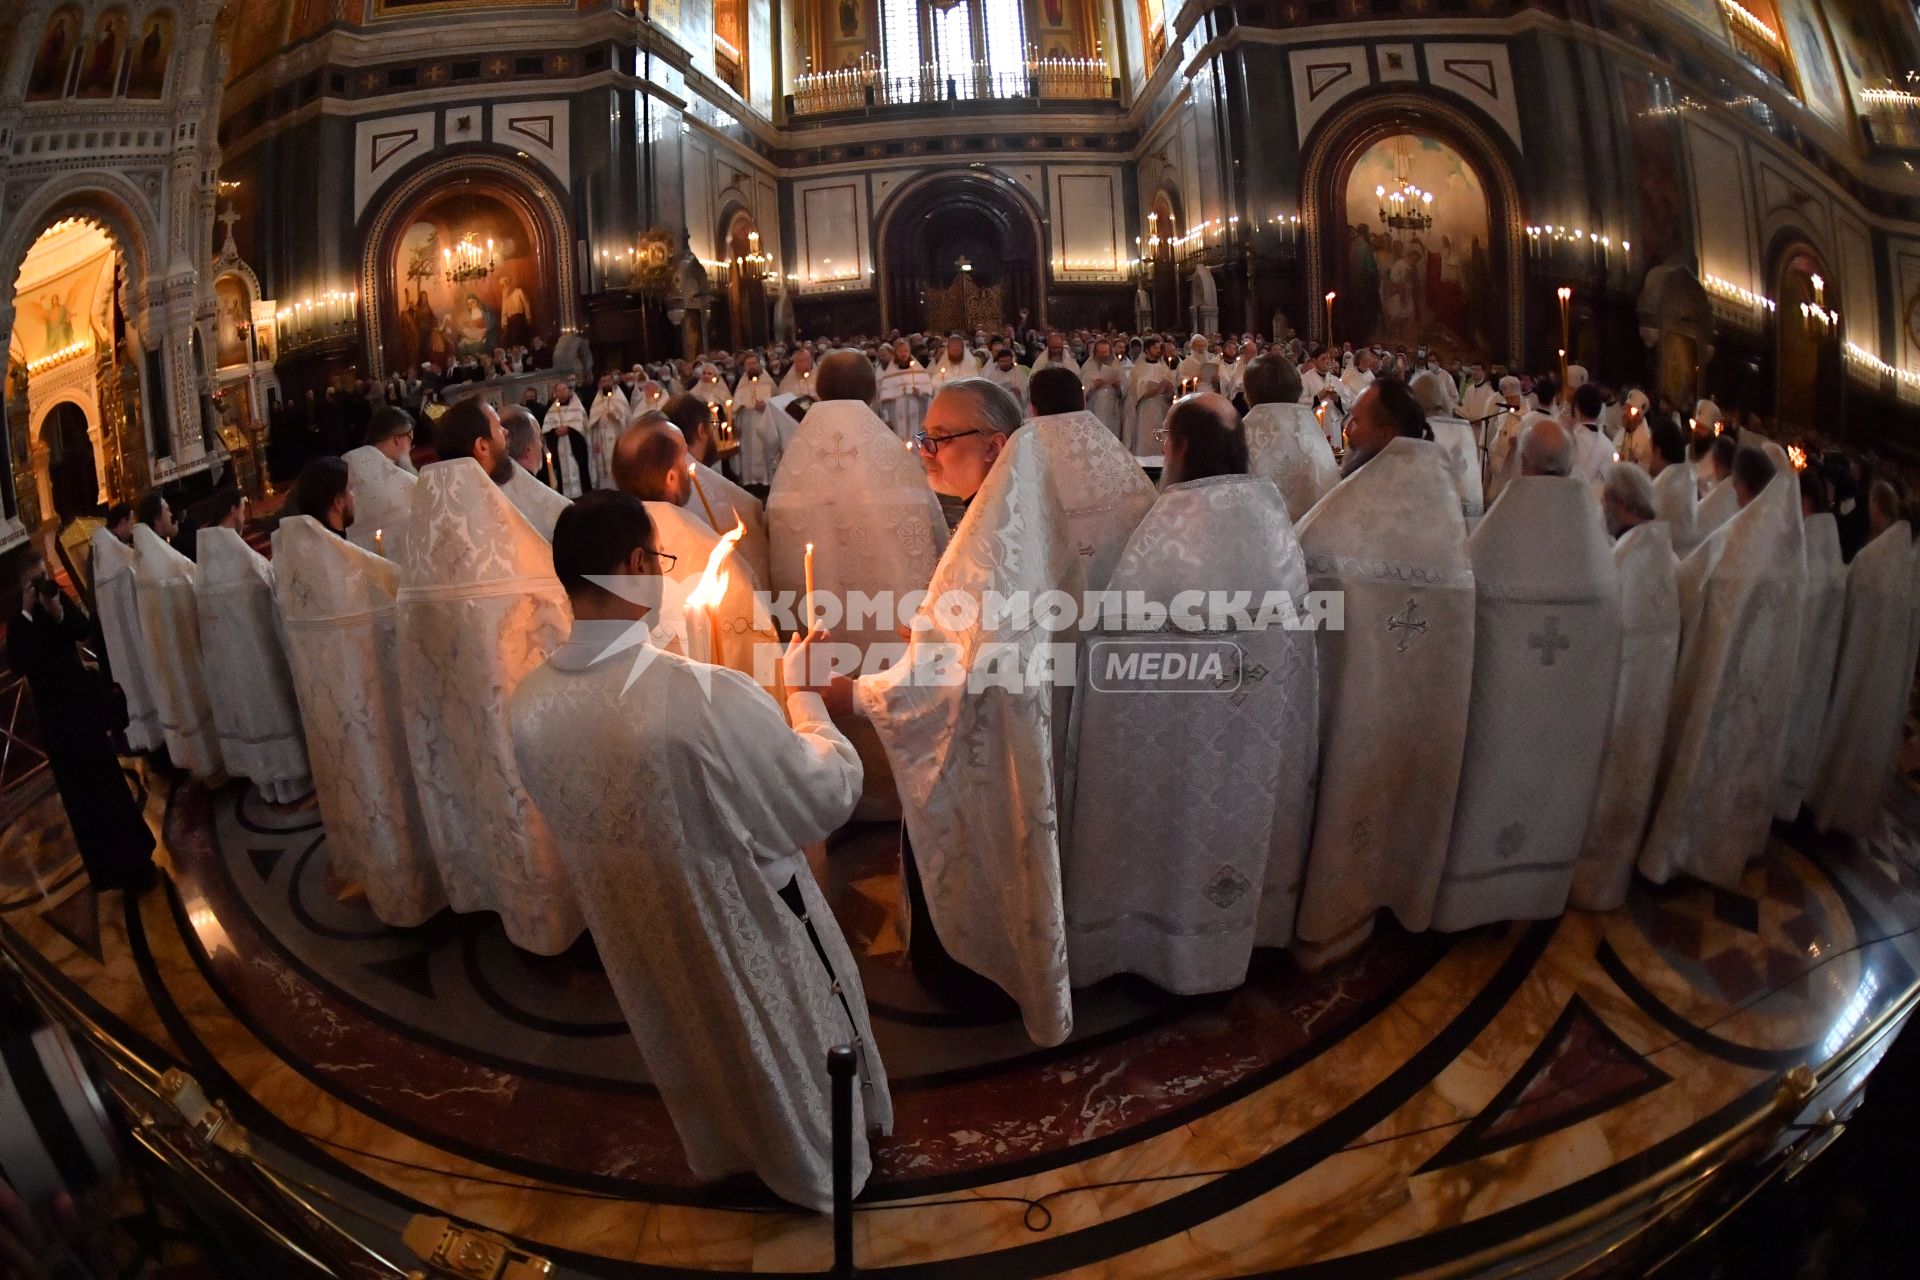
{"left": 1601, "top": 462, "right": 1658, "bottom": 539}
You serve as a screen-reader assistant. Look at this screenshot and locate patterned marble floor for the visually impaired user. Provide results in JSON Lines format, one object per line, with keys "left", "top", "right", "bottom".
{"left": 5, "top": 758, "right": 1919, "bottom": 1277}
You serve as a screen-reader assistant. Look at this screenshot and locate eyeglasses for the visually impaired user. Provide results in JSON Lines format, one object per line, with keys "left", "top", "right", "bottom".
{"left": 648, "top": 547, "right": 677, "bottom": 572}
{"left": 1153, "top": 427, "right": 1170, "bottom": 444}
{"left": 913, "top": 429, "right": 982, "bottom": 456}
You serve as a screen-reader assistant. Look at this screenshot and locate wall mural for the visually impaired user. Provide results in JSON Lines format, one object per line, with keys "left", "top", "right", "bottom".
{"left": 1340, "top": 133, "right": 1495, "bottom": 359}
{"left": 215, "top": 276, "right": 254, "bottom": 369}
{"left": 1777, "top": 0, "right": 1847, "bottom": 126}
{"left": 384, "top": 189, "right": 544, "bottom": 372}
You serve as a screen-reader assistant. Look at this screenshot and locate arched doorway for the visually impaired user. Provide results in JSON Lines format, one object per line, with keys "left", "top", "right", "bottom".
{"left": 358, "top": 155, "right": 578, "bottom": 381}
{"left": 1772, "top": 244, "right": 1837, "bottom": 432}
{"left": 40, "top": 403, "right": 97, "bottom": 521}
{"left": 5, "top": 214, "right": 140, "bottom": 533}
{"left": 1302, "top": 92, "right": 1525, "bottom": 361}
{"left": 1149, "top": 189, "right": 1181, "bottom": 332}
{"left": 721, "top": 210, "right": 769, "bottom": 349}
{"left": 877, "top": 173, "right": 1043, "bottom": 333}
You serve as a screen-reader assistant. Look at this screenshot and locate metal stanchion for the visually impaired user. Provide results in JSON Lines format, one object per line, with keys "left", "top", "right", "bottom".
{"left": 828, "top": 1044, "right": 857, "bottom": 1278}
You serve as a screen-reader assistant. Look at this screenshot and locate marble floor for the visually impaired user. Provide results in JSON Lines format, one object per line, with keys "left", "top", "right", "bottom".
{"left": 5, "top": 715, "right": 1919, "bottom": 1276}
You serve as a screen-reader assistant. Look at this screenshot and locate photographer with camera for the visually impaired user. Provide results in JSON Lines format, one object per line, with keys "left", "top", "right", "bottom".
{"left": 3, "top": 546, "right": 155, "bottom": 895}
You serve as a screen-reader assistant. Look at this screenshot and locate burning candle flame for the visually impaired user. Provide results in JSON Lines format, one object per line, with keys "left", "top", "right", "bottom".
{"left": 1788, "top": 444, "right": 1808, "bottom": 472}
{"left": 686, "top": 516, "right": 746, "bottom": 611}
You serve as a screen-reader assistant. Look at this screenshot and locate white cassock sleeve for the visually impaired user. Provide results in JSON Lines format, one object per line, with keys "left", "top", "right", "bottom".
{"left": 706, "top": 674, "right": 863, "bottom": 866}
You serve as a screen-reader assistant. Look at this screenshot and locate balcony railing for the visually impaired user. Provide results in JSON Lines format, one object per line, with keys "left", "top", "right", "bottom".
{"left": 1861, "top": 88, "right": 1920, "bottom": 150}
{"left": 1719, "top": 0, "right": 1791, "bottom": 85}
{"left": 791, "top": 57, "right": 1116, "bottom": 117}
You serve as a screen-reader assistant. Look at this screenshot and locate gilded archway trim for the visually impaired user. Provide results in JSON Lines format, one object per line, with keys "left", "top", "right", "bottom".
{"left": 1300, "top": 90, "right": 1526, "bottom": 361}
{"left": 357, "top": 151, "right": 578, "bottom": 382}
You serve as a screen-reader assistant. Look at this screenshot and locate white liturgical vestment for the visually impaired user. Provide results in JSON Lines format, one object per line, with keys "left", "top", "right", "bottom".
{"left": 131, "top": 525, "right": 224, "bottom": 780}
{"left": 343, "top": 445, "right": 417, "bottom": 562}
{"left": 1024, "top": 411, "right": 1157, "bottom": 592}
{"left": 644, "top": 500, "right": 778, "bottom": 687}
{"left": 1064, "top": 475, "right": 1318, "bottom": 993}
{"left": 692, "top": 460, "right": 771, "bottom": 590}
{"left": 1810, "top": 522, "right": 1916, "bottom": 836}
{"left": 88, "top": 528, "right": 162, "bottom": 751}
{"left": 399, "top": 460, "right": 581, "bottom": 954}
{"left": 1640, "top": 474, "right": 1805, "bottom": 889}
{"left": 1653, "top": 463, "right": 1700, "bottom": 557}
{"left": 1293, "top": 438, "right": 1474, "bottom": 960}
{"left": 776, "top": 363, "right": 818, "bottom": 401}
{"left": 731, "top": 370, "right": 781, "bottom": 485}
{"left": 1080, "top": 359, "right": 1127, "bottom": 438}
{"left": 856, "top": 432, "right": 1083, "bottom": 1046}
{"left": 1483, "top": 410, "right": 1527, "bottom": 507}
{"left": 1571, "top": 522, "right": 1680, "bottom": 912}
{"left": 1776, "top": 513, "right": 1846, "bottom": 820}
{"left": 1427, "top": 416, "right": 1486, "bottom": 519}
{"left": 1126, "top": 358, "right": 1175, "bottom": 457}
{"left": 1244, "top": 402, "right": 1339, "bottom": 522}
{"left": 194, "top": 528, "right": 311, "bottom": 803}
{"left": 272, "top": 517, "right": 445, "bottom": 928}
{"left": 586, "top": 385, "right": 627, "bottom": 490}
{"left": 767, "top": 400, "right": 948, "bottom": 655}
{"left": 875, "top": 362, "right": 932, "bottom": 445}
{"left": 509, "top": 623, "right": 891, "bottom": 1212}
{"left": 1431, "top": 477, "right": 1622, "bottom": 930}
{"left": 502, "top": 460, "right": 571, "bottom": 541}
{"left": 1694, "top": 477, "right": 1737, "bottom": 545}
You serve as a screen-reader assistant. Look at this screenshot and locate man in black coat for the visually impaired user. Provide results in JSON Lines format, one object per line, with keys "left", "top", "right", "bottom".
{"left": 3, "top": 545, "right": 155, "bottom": 893}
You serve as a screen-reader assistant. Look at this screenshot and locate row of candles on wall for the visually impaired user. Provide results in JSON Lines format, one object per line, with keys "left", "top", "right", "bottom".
{"left": 276, "top": 288, "right": 358, "bottom": 347}
{"left": 26, "top": 339, "right": 93, "bottom": 376}
{"left": 790, "top": 49, "right": 1114, "bottom": 115}
{"left": 1525, "top": 224, "right": 1631, "bottom": 272}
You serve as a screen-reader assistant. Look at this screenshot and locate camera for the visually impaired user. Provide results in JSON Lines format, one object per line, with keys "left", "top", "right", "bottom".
{"left": 32, "top": 575, "right": 58, "bottom": 600}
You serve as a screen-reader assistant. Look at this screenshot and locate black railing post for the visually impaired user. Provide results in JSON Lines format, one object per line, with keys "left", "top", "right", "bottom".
{"left": 828, "top": 1044, "right": 857, "bottom": 1278}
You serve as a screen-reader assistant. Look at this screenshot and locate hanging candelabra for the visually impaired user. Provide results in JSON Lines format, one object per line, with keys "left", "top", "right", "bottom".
{"left": 441, "top": 232, "right": 497, "bottom": 285}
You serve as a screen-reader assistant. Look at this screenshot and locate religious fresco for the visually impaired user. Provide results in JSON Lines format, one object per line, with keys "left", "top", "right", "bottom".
{"left": 25, "top": 6, "right": 79, "bottom": 99}
{"left": 1826, "top": 2, "right": 1899, "bottom": 109}
{"left": 75, "top": 9, "right": 128, "bottom": 98}
{"left": 1623, "top": 77, "right": 1687, "bottom": 273}
{"left": 214, "top": 276, "right": 254, "bottom": 369}
{"left": 126, "top": 13, "right": 174, "bottom": 98}
{"left": 1340, "top": 133, "right": 1494, "bottom": 359}
{"left": 384, "top": 189, "right": 543, "bottom": 371}
{"left": 1777, "top": 0, "right": 1847, "bottom": 126}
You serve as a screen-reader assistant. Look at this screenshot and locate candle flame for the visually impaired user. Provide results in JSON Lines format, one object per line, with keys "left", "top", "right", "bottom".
{"left": 1788, "top": 444, "right": 1808, "bottom": 471}
{"left": 687, "top": 516, "right": 746, "bottom": 611}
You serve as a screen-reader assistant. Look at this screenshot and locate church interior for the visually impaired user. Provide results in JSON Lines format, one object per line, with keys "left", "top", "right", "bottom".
{"left": 4, "top": 1, "right": 1920, "bottom": 1277}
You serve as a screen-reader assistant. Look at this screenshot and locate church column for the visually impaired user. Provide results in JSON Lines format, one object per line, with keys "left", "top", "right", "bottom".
{"left": 0, "top": 301, "right": 34, "bottom": 538}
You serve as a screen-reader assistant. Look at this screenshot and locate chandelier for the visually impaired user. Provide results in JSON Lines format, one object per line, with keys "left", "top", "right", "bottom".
{"left": 1376, "top": 179, "right": 1435, "bottom": 233}
{"left": 441, "top": 232, "right": 496, "bottom": 284}
{"left": 728, "top": 229, "right": 772, "bottom": 283}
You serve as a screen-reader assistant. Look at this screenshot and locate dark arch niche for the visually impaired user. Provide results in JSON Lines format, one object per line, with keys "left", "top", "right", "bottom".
{"left": 880, "top": 175, "right": 1042, "bottom": 333}
{"left": 1771, "top": 242, "right": 1838, "bottom": 433}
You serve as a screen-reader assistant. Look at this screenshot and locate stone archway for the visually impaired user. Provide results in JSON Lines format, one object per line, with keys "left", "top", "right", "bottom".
{"left": 1147, "top": 187, "right": 1183, "bottom": 332}
{"left": 1301, "top": 91, "right": 1525, "bottom": 360}
{"left": 357, "top": 152, "right": 578, "bottom": 381}
{"left": 875, "top": 171, "right": 1046, "bottom": 333}
{"left": 718, "top": 206, "right": 769, "bottom": 349}
{"left": 35, "top": 401, "right": 98, "bottom": 521}
{"left": 1770, "top": 239, "right": 1838, "bottom": 433}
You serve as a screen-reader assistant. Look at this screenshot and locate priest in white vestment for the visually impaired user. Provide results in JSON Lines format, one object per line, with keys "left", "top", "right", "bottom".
{"left": 1080, "top": 339, "right": 1127, "bottom": 438}
{"left": 1485, "top": 376, "right": 1553, "bottom": 508}
{"left": 1293, "top": 388, "right": 1474, "bottom": 963}
{"left": 585, "top": 375, "right": 629, "bottom": 490}
{"left": 776, "top": 348, "right": 818, "bottom": 400}
{"left": 1573, "top": 466, "right": 1680, "bottom": 912}
{"left": 728, "top": 357, "right": 778, "bottom": 485}
{"left": 1651, "top": 425, "right": 1700, "bottom": 557}
{"left": 1175, "top": 336, "right": 1219, "bottom": 393}
{"left": 1776, "top": 505, "right": 1846, "bottom": 819}
{"left": 343, "top": 406, "right": 419, "bottom": 561}
{"left": 984, "top": 348, "right": 1030, "bottom": 407}
{"left": 1064, "top": 458, "right": 1317, "bottom": 993}
{"left": 1022, "top": 370, "right": 1156, "bottom": 593}
{"left": 1695, "top": 476, "right": 1738, "bottom": 545}
{"left": 509, "top": 492, "right": 890, "bottom": 1211}
{"left": 273, "top": 516, "right": 446, "bottom": 927}
{"left": 1810, "top": 488, "right": 1915, "bottom": 836}
{"left": 1459, "top": 365, "right": 1498, "bottom": 428}
{"left": 1242, "top": 354, "right": 1339, "bottom": 521}
{"left": 195, "top": 527, "right": 311, "bottom": 803}
{"left": 1431, "top": 462, "right": 1622, "bottom": 930}
{"left": 610, "top": 424, "right": 778, "bottom": 685}
{"left": 688, "top": 453, "right": 772, "bottom": 589}
{"left": 1030, "top": 332, "right": 1079, "bottom": 376}
{"left": 130, "top": 500, "right": 224, "bottom": 780}
{"left": 398, "top": 457, "right": 581, "bottom": 954}
{"left": 88, "top": 519, "right": 162, "bottom": 751}
{"left": 495, "top": 403, "right": 573, "bottom": 540}
{"left": 766, "top": 352, "right": 948, "bottom": 656}
{"left": 1412, "top": 371, "right": 1485, "bottom": 519}
{"left": 856, "top": 422, "right": 1082, "bottom": 1046}
{"left": 1126, "top": 340, "right": 1176, "bottom": 457}
{"left": 626, "top": 378, "right": 670, "bottom": 423}
{"left": 875, "top": 341, "right": 932, "bottom": 443}
{"left": 1640, "top": 449, "right": 1805, "bottom": 888}
{"left": 927, "top": 335, "right": 980, "bottom": 391}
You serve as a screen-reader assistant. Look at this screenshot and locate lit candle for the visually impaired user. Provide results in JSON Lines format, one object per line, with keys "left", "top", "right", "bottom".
{"left": 374, "top": 528, "right": 385, "bottom": 558}
{"left": 804, "top": 541, "right": 816, "bottom": 631}
{"left": 1324, "top": 291, "right": 1337, "bottom": 342}
{"left": 687, "top": 460, "right": 718, "bottom": 527}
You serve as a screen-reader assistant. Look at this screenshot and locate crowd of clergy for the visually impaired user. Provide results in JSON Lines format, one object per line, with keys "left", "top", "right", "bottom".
{"left": 17, "top": 319, "right": 1920, "bottom": 1215}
